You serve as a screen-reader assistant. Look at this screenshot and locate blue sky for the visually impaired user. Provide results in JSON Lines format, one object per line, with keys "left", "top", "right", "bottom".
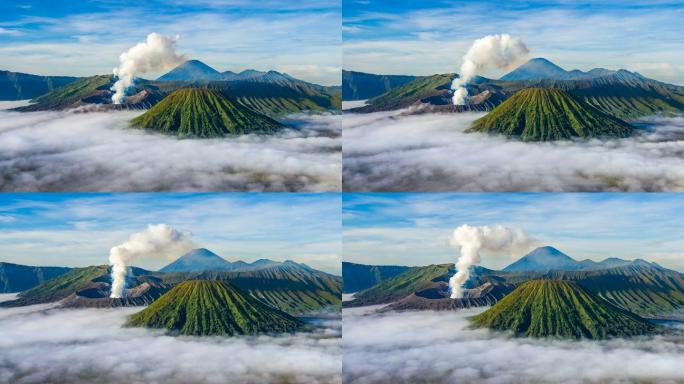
{"left": 343, "top": 193, "right": 684, "bottom": 272}
{"left": 0, "top": 193, "right": 341, "bottom": 274}
{"left": 343, "top": 0, "right": 684, "bottom": 84}
{"left": 0, "top": 0, "right": 341, "bottom": 85}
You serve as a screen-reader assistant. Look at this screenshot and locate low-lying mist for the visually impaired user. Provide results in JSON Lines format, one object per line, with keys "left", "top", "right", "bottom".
{"left": 0, "top": 102, "right": 341, "bottom": 192}
{"left": 0, "top": 304, "right": 341, "bottom": 384}
{"left": 343, "top": 110, "right": 684, "bottom": 191}
{"left": 343, "top": 307, "right": 684, "bottom": 384}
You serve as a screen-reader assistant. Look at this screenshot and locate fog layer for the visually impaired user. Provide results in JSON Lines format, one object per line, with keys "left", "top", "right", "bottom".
{"left": 0, "top": 102, "right": 341, "bottom": 192}
{"left": 343, "top": 110, "right": 684, "bottom": 191}
{"left": 0, "top": 305, "right": 341, "bottom": 384}
{"left": 343, "top": 307, "right": 684, "bottom": 384}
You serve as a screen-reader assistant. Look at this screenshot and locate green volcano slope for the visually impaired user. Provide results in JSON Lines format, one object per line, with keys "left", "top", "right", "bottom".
{"left": 126, "top": 280, "right": 304, "bottom": 336}
{"left": 469, "top": 88, "right": 635, "bottom": 141}
{"left": 14, "top": 75, "right": 113, "bottom": 111}
{"left": 471, "top": 280, "right": 658, "bottom": 339}
{"left": 344, "top": 264, "right": 452, "bottom": 307}
{"left": 182, "top": 261, "right": 342, "bottom": 314}
{"left": 130, "top": 88, "right": 283, "bottom": 138}
{"left": 538, "top": 263, "right": 684, "bottom": 316}
{"left": 0, "top": 265, "right": 109, "bottom": 306}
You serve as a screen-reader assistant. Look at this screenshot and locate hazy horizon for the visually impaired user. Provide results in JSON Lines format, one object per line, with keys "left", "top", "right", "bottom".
{"left": 343, "top": 193, "right": 684, "bottom": 272}
{"left": 0, "top": 1, "right": 341, "bottom": 85}
{"left": 0, "top": 193, "right": 342, "bottom": 275}
{"left": 343, "top": 0, "right": 684, "bottom": 85}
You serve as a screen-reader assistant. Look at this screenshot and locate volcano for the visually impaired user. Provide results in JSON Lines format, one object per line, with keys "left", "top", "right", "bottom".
{"left": 159, "top": 248, "right": 247, "bottom": 272}
{"left": 381, "top": 281, "right": 514, "bottom": 312}
{"left": 504, "top": 246, "right": 582, "bottom": 272}
{"left": 156, "top": 60, "right": 222, "bottom": 81}
{"left": 130, "top": 88, "right": 283, "bottom": 137}
{"left": 469, "top": 88, "right": 635, "bottom": 141}
{"left": 126, "top": 280, "right": 305, "bottom": 336}
{"left": 471, "top": 280, "right": 658, "bottom": 339}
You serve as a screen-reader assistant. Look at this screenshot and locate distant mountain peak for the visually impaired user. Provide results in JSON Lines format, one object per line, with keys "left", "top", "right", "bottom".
{"left": 500, "top": 57, "right": 618, "bottom": 81}
{"left": 157, "top": 60, "right": 221, "bottom": 81}
{"left": 159, "top": 247, "right": 235, "bottom": 273}
{"left": 500, "top": 58, "right": 568, "bottom": 81}
{"left": 503, "top": 245, "right": 583, "bottom": 272}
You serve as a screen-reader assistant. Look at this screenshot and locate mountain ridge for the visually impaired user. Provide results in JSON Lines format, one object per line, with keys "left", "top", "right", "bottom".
{"left": 469, "top": 87, "right": 635, "bottom": 141}
{"left": 0, "top": 262, "right": 72, "bottom": 293}
{"left": 501, "top": 58, "right": 617, "bottom": 81}
{"left": 0, "top": 70, "right": 79, "bottom": 101}
{"left": 130, "top": 88, "right": 283, "bottom": 137}
{"left": 342, "top": 70, "right": 418, "bottom": 101}
{"left": 350, "top": 58, "right": 684, "bottom": 119}
{"left": 471, "top": 279, "right": 659, "bottom": 339}
{"left": 126, "top": 280, "right": 305, "bottom": 336}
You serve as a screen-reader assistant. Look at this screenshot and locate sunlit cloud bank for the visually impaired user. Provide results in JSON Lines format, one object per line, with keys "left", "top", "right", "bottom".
{"left": 0, "top": 102, "right": 341, "bottom": 192}
{"left": 342, "top": 100, "right": 367, "bottom": 110}
{"left": 343, "top": 307, "right": 684, "bottom": 384}
{"left": 0, "top": 305, "right": 341, "bottom": 384}
{"left": 343, "top": 111, "right": 684, "bottom": 191}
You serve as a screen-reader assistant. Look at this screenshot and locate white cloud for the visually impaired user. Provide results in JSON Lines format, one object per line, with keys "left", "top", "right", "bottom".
{"left": 0, "top": 215, "right": 17, "bottom": 223}
{"left": 343, "top": 307, "right": 684, "bottom": 383}
{"left": 0, "top": 6, "right": 341, "bottom": 85}
{"left": 343, "top": 111, "right": 684, "bottom": 192}
{"left": 0, "top": 105, "right": 341, "bottom": 192}
{"left": 0, "top": 305, "right": 341, "bottom": 384}
{"left": 0, "top": 27, "right": 23, "bottom": 36}
{"left": 343, "top": 6, "right": 684, "bottom": 84}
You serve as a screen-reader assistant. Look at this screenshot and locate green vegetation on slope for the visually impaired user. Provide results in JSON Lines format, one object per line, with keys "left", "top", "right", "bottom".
{"left": 342, "top": 70, "right": 418, "bottom": 101}
{"left": 181, "top": 262, "right": 342, "bottom": 314}
{"left": 471, "top": 280, "right": 658, "bottom": 339}
{"left": 0, "top": 263, "right": 71, "bottom": 293}
{"left": 0, "top": 70, "right": 78, "bottom": 101}
{"left": 0, "top": 262, "right": 71, "bottom": 293}
{"left": 510, "top": 72, "right": 684, "bottom": 119}
{"left": 356, "top": 69, "right": 684, "bottom": 119}
{"left": 15, "top": 75, "right": 113, "bottom": 111}
{"left": 126, "top": 280, "right": 304, "bottom": 336}
{"left": 0, "top": 260, "right": 341, "bottom": 314}
{"left": 342, "top": 262, "right": 411, "bottom": 293}
{"left": 345, "top": 264, "right": 452, "bottom": 307}
{"left": 537, "top": 264, "right": 684, "bottom": 316}
{"left": 0, "top": 265, "right": 108, "bottom": 306}
{"left": 470, "top": 88, "right": 634, "bottom": 141}
{"left": 130, "top": 88, "right": 282, "bottom": 137}
{"left": 358, "top": 74, "right": 454, "bottom": 111}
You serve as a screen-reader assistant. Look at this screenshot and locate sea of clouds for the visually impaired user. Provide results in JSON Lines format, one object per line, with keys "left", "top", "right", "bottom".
{"left": 0, "top": 304, "right": 341, "bottom": 384}
{"left": 0, "top": 102, "right": 341, "bottom": 192}
{"left": 343, "top": 306, "right": 684, "bottom": 384}
{"left": 343, "top": 110, "right": 684, "bottom": 191}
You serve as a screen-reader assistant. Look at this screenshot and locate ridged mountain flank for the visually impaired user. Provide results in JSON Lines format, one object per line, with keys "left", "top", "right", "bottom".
{"left": 471, "top": 280, "right": 658, "bottom": 339}
{"left": 469, "top": 88, "right": 635, "bottom": 141}
{"left": 126, "top": 280, "right": 304, "bottom": 336}
{"left": 130, "top": 88, "right": 283, "bottom": 138}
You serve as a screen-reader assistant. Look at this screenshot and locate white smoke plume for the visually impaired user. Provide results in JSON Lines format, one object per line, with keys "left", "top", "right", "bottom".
{"left": 448, "top": 224, "right": 537, "bottom": 298}
{"left": 451, "top": 34, "right": 529, "bottom": 105}
{"left": 108, "top": 224, "right": 194, "bottom": 298}
{"left": 111, "top": 33, "right": 186, "bottom": 104}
